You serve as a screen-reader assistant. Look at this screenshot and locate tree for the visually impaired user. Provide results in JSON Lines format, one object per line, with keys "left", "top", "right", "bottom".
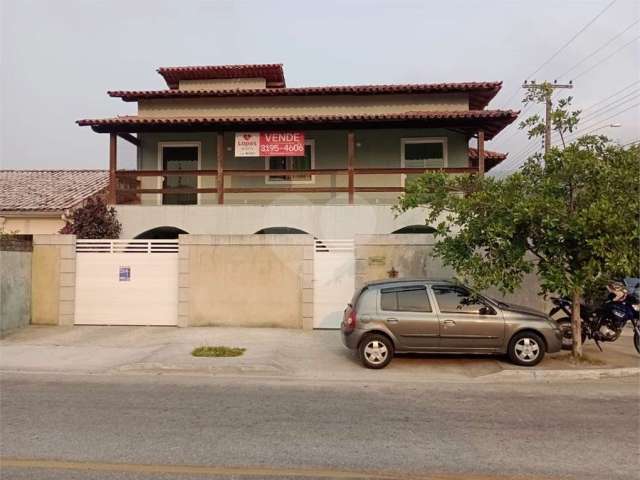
{"left": 60, "top": 197, "right": 121, "bottom": 239}
{"left": 519, "top": 81, "right": 580, "bottom": 149}
{"left": 396, "top": 138, "right": 640, "bottom": 359}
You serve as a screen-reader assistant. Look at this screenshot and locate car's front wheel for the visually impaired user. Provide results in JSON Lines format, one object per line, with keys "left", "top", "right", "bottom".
{"left": 508, "top": 331, "right": 546, "bottom": 367}
{"left": 358, "top": 333, "right": 393, "bottom": 369}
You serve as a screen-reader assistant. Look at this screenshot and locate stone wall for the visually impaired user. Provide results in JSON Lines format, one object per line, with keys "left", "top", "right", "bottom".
{"left": 355, "top": 234, "right": 550, "bottom": 313}
{"left": 179, "top": 235, "right": 314, "bottom": 329}
{"left": 31, "top": 235, "right": 76, "bottom": 325}
{"left": 0, "top": 235, "right": 32, "bottom": 334}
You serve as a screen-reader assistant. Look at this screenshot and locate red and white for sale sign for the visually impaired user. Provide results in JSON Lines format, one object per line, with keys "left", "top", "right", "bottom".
{"left": 235, "top": 132, "right": 305, "bottom": 157}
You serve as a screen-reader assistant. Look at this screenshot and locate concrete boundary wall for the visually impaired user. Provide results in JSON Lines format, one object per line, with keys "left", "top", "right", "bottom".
{"left": 179, "top": 235, "right": 314, "bottom": 330}
{"left": 355, "top": 234, "right": 549, "bottom": 313}
{"left": 355, "top": 234, "right": 453, "bottom": 287}
{"left": 31, "top": 235, "right": 76, "bottom": 325}
{"left": 0, "top": 235, "right": 32, "bottom": 335}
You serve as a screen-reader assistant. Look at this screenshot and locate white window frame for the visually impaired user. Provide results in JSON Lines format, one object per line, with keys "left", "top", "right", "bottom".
{"left": 157, "top": 141, "right": 202, "bottom": 205}
{"left": 264, "top": 139, "right": 315, "bottom": 185}
{"left": 400, "top": 137, "right": 448, "bottom": 187}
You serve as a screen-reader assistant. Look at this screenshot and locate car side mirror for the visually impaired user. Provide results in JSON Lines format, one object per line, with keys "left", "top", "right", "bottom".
{"left": 479, "top": 306, "right": 495, "bottom": 315}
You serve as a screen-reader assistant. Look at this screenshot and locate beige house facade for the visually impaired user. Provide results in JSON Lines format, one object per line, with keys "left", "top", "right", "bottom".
{"left": 8, "top": 66, "right": 536, "bottom": 332}
{"left": 78, "top": 63, "right": 515, "bottom": 239}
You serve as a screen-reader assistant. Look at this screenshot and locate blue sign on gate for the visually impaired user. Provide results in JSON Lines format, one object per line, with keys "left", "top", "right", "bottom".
{"left": 119, "top": 266, "right": 131, "bottom": 282}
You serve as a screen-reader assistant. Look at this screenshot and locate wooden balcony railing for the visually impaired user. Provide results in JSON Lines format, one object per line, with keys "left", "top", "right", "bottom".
{"left": 114, "top": 167, "right": 477, "bottom": 204}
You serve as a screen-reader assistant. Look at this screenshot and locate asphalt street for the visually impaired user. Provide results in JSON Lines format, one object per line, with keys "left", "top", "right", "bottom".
{"left": 0, "top": 373, "right": 638, "bottom": 480}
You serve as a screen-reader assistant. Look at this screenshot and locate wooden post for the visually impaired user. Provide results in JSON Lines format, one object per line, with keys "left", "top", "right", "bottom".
{"left": 109, "top": 133, "right": 117, "bottom": 204}
{"left": 216, "top": 133, "right": 224, "bottom": 204}
{"left": 477, "top": 130, "right": 485, "bottom": 176}
{"left": 347, "top": 131, "right": 355, "bottom": 204}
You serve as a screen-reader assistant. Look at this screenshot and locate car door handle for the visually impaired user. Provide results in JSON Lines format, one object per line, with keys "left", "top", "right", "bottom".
{"left": 386, "top": 317, "right": 399, "bottom": 323}
{"left": 442, "top": 320, "right": 456, "bottom": 326}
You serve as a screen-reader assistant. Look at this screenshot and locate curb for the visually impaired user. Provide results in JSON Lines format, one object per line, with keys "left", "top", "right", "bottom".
{"left": 480, "top": 367, "right": 640, "bottom": 382}
{"left": 2, "top": 365, "right": 638, "bottom": 385}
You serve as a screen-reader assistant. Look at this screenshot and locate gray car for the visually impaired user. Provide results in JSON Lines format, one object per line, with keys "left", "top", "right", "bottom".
{"left": 341, "top": 279, "right": 562, "bottom": 369}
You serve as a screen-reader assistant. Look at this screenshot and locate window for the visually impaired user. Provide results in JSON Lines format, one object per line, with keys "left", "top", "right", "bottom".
{"left": 432, "top": 286, "right": 486, "bottom": 314}
{"left": 380, "top": 286, "right": 431, "bottom": 312}
{"left": 401, "top": 138, "right": 447, "bottom": 168}
{"left": 265, "top": 141, "right": 315, "bottom": 184}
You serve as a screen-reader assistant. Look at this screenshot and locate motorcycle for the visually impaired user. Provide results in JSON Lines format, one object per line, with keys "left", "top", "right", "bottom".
{"left": 549, "top": 296, "right": 640, "bottom": 354}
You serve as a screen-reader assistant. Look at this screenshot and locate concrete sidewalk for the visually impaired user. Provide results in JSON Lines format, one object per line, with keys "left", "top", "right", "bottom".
{"left": 1, "top": 325, "right": 638, "bottom": 383}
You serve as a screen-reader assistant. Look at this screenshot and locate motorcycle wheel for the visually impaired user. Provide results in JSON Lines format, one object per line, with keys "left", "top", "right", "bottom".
{"left": 634, "top": 330, "right": 640, "bottom": 355}
{"left": 557, "top": 317, "right": 574, "bottom": 350}
{"left": 557, "top": 317, "right": 588, "bottom": 349}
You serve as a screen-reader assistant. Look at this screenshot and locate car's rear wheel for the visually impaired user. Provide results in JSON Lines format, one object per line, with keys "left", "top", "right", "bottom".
{"left": 358, "top": 333, "right": 393, "bottom": 369}
{"left": 508, "top": 331, "right": 546, "bottom": 367}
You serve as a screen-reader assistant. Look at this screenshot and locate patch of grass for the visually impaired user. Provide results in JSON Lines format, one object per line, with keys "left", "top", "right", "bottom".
{"left": 552, "top": 352, "right": 606, "bottom": 366}
{"left": 191, "top": 346, "right": 246, "bottom": 358}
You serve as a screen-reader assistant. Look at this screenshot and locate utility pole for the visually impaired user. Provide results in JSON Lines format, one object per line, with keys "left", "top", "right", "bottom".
{"left": 522, "top": 81, "right": 573, "bottom": 154}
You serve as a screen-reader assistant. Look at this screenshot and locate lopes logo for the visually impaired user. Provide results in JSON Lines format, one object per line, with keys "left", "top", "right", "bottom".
{"left": 236, "top": 133, "right": 258, "bottom": 147}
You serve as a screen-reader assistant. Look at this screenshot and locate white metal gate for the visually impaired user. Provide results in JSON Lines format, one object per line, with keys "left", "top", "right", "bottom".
{"left": 75, "top": 239, "right": 178, "bottom": 326}
{"left": 313, "top": 239, "right": 355, "bottom": 329}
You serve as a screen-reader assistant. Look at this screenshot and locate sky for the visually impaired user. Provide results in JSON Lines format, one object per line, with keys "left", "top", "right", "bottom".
{"left": 1, "top": 0, "right": 638, "bottom": 173}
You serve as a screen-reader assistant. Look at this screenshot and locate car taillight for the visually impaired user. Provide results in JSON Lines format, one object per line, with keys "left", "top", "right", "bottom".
{"left": 344, "top": 307, "right": 357, "bottom": 332}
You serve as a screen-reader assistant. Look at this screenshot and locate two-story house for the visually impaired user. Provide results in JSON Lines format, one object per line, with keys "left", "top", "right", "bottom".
{"left": 20, "top": 63, "right": 526, "bottom": 330}
{"left": 77, "top": 63, "right": 517, "bottom": 239}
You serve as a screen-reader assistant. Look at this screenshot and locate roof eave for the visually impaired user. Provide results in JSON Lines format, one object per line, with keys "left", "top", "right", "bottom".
{"left": 0, "top": 210, "right": 65, "bottom": 217}
{"left": 79, "top": 111, "right": 518, "bottom": 140}
{"left": 106, "top": 81, "right": 504, "bottom": 105}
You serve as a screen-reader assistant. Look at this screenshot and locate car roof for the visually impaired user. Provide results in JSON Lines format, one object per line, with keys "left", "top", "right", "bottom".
{"left": 363, "top": 278, "right": 455, "bottom": 288}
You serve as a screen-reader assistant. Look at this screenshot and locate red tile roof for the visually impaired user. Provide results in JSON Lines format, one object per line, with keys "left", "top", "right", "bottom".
{"left": 109, "top": 81, "right": 502, "bottom": 110}
{"left": 468, "top": 147, "right": 507, "bottom": 160}
{"left": 77, "top": 110, "right": 518, "bottom": 139}
{"left": 0, "top": 170, "right": 109, "bottom": 212}
{"left": 468, "top": 147, "right": 507, "bottom": 171}
{"left": 157, "top": 64, "right": 285, "bottom": 89}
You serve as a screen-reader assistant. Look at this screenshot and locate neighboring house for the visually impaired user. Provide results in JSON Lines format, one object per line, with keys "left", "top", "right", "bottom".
{"left": 0, "top": 170, "right": 109, "bottom": 234}
{"left": 77, "top": 63, "right": 517, "bottom": 238}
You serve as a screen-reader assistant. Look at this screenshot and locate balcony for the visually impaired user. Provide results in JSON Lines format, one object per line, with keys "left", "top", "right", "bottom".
{"left": 114, "top": 166, "right": 477, "bottom": 205}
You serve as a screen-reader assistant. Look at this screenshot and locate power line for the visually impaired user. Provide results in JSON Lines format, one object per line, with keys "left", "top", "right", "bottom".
{"left": 548, "top": 96, "right": 639, "bottom": 147}
{"left": 623, "top": 139, "right": 640, "bottom": 147}
{"left": 580, "top": 90, "right": 640, "bottom": 122}
{"left": 574, "top": 95, "right": 640, "bottom": 128}
{"left": 509, "top": 100, "right": 637, "bottom": 168}
{"left": 567, "top": 102, "right": 640, "bottom": 139}
{"left": 510, "top": 145, "right": 542, "bottom": 168}
{"left": 556, "top": 19, "right": 640, "bottom": 79}
{"left": 525, "top": 0, "right": 618, "bottom": 81}
{"left": 581, "top": 80, "right": 640, "bottom": 111}
{"left": 498, "top": 0, "right": 618, "bottom": 109}
{"left": 571, "top": 35, "right": 640, "bottom": 81}
{"left": 494, "top": 103, "right": 540, "bottom": 145}
{"left": 498, "top": 139, "right": 543, "bottom": 170}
